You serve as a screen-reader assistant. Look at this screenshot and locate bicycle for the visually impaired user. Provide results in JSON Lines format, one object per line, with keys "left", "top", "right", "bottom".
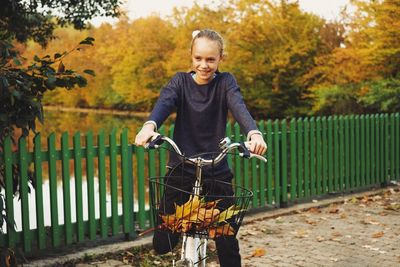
{"left": 147, "top": 135, "right": 267, "bottom": 267}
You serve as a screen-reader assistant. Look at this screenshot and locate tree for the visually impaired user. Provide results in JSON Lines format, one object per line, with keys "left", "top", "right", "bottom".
{"left": 0, "top": 0, "right": 122, "bottom": 236}
{"left": 225, "top": 0, "right": 327, "bottom": 118}
{"left": 307, "top": 0, "right": 400, "bottom": 114}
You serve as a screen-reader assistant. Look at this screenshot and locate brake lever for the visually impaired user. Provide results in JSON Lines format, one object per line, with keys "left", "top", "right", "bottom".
{"left": 238, "top": 142, "right": 251, "bottom": 158}
{"left": 241, "top": 141, "right": 267, "bottom": 163}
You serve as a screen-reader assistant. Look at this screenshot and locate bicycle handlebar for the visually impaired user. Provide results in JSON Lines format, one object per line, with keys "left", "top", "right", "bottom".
{"left": 145, "top": 135, "right": 267, "bottom": 167}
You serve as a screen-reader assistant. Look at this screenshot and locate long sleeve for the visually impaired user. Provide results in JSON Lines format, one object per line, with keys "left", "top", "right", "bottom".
{"left": 148, "top": 74, "right": 180, "bottom": 129}
{"left": 225, "top": 73, "right": 258, "bottom": 135}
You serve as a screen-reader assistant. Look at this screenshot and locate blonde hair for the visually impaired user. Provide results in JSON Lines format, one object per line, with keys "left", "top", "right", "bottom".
{"left": 191, "top": 29, "right": 224, "bottom": 57}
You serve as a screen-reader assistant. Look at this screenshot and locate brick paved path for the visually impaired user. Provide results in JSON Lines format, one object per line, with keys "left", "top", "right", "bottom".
{"left": 27, "top": 186, "right": 400, "bottom": 267}
{"left": 237, "top": 186, "right": 400, "bottom": 267}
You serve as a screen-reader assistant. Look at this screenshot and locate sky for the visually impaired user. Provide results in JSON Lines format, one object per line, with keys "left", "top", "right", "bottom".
{"left": 91, "top": 0, "right": 351, "bottom": 26}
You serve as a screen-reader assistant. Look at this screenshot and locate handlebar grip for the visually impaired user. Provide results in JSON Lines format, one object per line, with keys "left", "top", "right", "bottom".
{"left": 145, "top": 135, "right": 164, "bottom": 149}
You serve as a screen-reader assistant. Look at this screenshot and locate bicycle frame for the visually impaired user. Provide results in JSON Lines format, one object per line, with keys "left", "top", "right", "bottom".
{"left": 147, "top": 135, "right": 267, "bottom": 267}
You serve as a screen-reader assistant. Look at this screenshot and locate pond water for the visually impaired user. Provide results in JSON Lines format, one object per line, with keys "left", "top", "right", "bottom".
{"left": 6, "top": 108, "right": 161, "bottom": 232}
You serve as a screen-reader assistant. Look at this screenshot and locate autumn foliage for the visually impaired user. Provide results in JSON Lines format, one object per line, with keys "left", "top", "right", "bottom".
{"left": 159, "top": 195, "right": 243, "bottom": 239}
{"left": 19, "top": 0, "right": 400, "bottom": 118}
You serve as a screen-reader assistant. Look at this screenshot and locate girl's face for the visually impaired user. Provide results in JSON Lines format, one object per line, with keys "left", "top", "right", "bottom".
{"left": 191, "top": 37, "right": 223, "bottom": 84}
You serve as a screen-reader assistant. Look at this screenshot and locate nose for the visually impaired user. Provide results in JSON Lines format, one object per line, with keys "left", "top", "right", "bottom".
{"left": 200, "top": 60, "right": 208, "bottom": 69}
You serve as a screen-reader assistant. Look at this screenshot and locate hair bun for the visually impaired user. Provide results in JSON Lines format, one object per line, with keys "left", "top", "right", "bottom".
{"left": 192, "top": 30, "right": 201, "bottom": 39}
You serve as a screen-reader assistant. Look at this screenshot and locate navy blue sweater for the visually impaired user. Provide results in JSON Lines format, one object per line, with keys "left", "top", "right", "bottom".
{"left": 148, "top": 71, "right": 258, "bottom": 175}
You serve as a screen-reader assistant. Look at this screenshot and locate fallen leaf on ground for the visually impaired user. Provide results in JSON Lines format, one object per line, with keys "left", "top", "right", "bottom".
{"left": 331, "top": 232, "right": 342, "bottom": 237}
{"left": 361, "top": 218, "right": 381, "bottom": 225}
{"left": 350, "top": 197, "right": 358, "bottom": 203}
{"left": 372, "top": 231, "right": 384, "bottom": 238}
{"left": 305, "top": 219, "right": 317, "bottom": 226}
{"left": 329, "top": 208, "right": 340, "bottom": 214}
{"left": 384, "top": 203, "right": 400, "bottom": 211}
{"left": 245, "top": 248, "right": 266, "bottom": 259}
{"left": 308, "top": 207, "right": 321, "bottom": 213}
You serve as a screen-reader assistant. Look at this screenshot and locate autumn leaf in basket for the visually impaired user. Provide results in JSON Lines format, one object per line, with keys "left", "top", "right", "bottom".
{"left": 215, "top": 205, "right": 245, "bottom": 223}
{"left": 208, "top": 225, "right": 235, "bottom": 238}
{"left": 159, "top": 196, "right": 244, "bottom": 236}
{"left": 175, "top": 195, "right": 201, "bottom": 219}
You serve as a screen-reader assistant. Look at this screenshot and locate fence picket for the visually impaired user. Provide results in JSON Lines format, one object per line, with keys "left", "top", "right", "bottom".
{"left": 18, "top": 137, "right": 30, "bottom": 252}
{"left": 266, "top": 120, "right": 273, "bottom": 205}
{"left": 297, "top": 118, "right": 303, "bottom": 199}
{"left": 2, "top": 112, "right": 400, "bottom": 254}
{"left": 61, "top": 132, "right": 72, "bottom": 244}
{"left": 303, "top": 118, "right": 310, "bottom": 198}
{"left": 121, "top": 128, "right": 133, "bottom": 234}
{"left": 309, "top": 118, "right": 316, "bottom": 196}
{"left": 48, "top": 133, "right": 60, "bottom": 247}
{"left": 109, "top": 129, "right": 119, "bottom": 234}
{"left": 86, "top": 131, "right": 96, "bottom": 240}
{"left": 365, "top": 115, "right": 371, "bottom": 185}
{"left": 73, "top": 132, "right": 84, "bottom": 242}
{"left": 33, "top": 134, "right": 45, "bottom": 249}
{"left": 360, "top": 115, "right": 366, "bottom": 187}
{"left": 327, "top": 116, "right": 333, "bottom": 193}
{"left": 290, "top": 118, "right": 297, "bottom": 201}
{"left": 274, "top": 120, "right": 280, "bottom": 206}
{"left": 98, "top": 130, "right": 108, "bottom": 238}
{"left": 333, "top": 116, "right": 340, "bottom": 191}
{"left": 258, "top": 121, "right": 266, "bottom": 206}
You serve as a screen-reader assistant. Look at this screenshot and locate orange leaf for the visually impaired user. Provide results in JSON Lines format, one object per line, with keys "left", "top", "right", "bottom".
{"left": 252, "top": 248, "right": 266, "bottom": 257}
{"left": 372, "top": 231, "right": 384, "bottom": 238}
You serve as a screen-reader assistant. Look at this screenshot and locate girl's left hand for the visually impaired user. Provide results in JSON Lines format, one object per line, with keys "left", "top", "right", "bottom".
{"left": 248, "top": 134, "right": 267, "bottom": 155}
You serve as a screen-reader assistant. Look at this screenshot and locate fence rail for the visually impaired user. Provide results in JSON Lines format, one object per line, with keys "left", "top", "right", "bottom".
{"left": 0, "top": 113, "right": 399, "bottom": 254}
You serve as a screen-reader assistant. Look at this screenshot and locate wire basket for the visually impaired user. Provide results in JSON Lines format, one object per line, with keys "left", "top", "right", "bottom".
{"left": 149, "top": 175, "right": 253, "bottom": 239}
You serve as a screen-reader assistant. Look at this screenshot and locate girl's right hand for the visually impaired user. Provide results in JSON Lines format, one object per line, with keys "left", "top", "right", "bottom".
{"left": 134, "top": 123, "right": 158, "bottom": 147}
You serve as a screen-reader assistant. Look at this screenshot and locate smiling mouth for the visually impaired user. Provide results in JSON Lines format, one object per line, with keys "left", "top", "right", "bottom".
{"left": 198, "top": 70, "right": 210, "bottom": 75}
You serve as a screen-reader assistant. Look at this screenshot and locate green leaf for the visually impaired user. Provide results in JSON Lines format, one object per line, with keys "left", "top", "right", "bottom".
{"left": 79, "top": 37, "right": 95, "bottom": 46}
{"left": 13, "top": 57, "right": 22, "bottom": 66}
{"left": 34, "top": 55, "right": 40, "bottom": 62}
{"left": 11, "top": 90, "right": 22, "bottom": 99}
{"left": 83, "top": 69, "right": 95, "bottom": 76}
{"left": 54, "top": 53, "right": 62, "bottom": 59}
{"left": 45, "top": 76, "right": 57, "bottom": 89}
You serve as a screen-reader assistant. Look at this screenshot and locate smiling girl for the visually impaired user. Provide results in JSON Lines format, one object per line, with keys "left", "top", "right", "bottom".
{"left": 135, "top": 29, "right": 267, "bottom": 266}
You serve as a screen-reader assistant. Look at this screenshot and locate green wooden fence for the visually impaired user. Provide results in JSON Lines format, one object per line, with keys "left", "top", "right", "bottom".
{"left": 0, "top": 113, "right": 399, "bottom": 254}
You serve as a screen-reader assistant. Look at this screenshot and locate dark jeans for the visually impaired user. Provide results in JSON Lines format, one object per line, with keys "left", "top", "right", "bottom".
{"left": 152, "top": 167, "right": 242, "bottom": 267}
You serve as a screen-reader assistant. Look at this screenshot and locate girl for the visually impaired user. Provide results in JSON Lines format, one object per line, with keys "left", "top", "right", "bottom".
{"left": 135, "top": 29, "right": 267, "bottom": 267}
